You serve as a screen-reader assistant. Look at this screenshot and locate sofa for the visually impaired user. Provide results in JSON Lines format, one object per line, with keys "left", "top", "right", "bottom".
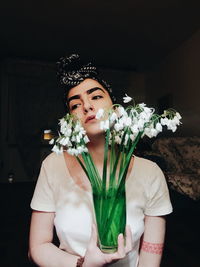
{"left": 144, "top": 136, "right": 200, "bottom": 201}
{"left": 140, "top": 136, "right": 200, "bottom": 267}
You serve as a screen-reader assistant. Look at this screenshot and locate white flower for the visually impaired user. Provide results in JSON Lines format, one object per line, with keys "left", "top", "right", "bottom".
{"left": 52, "top": 145, "right": 63, "bottom": 154}
{"left": 117, "top": 106, "right": 126, "bottom": 117}
{"left": 143, "top": 128, "right": 151, "bottom": 138}
{"left": 83, "top": 135, "right": 90, "bottom": 144}
{"left": 156, "top": 122, "right": 162, "bottom": 132}
{"left": 132, "top": 116, "right": 138, "bottom": 124}
{"left": 123, "top": 94, "right": 132, "bottom": 103}
{"left": 60, "top": 123, "right": 68, "bottom": 134}
{"left": 67, "top": 148, "right": 76, "bottom": 156}
{"left": 115, "top": 135, "right": 122, "bottom": 144}
{"left": 76, "top": 135, "right": 81, "bottom": 143}
{"left": 138, "top": 103, "right": 146, "bottom": 108}
{"left": 83, "top": 147, "right": 88, "bottom": 153}
{"left": 137, "top": 119, "right": 145, "bottom": 130}
{"left": 52, "top": 97, "right": 182, "bottom": 160}
{"left": 100, "top": 120, "right": 109, "bottom": 130}
{"left": 110, "top": 112, "right": 118, "bottom": 123}
{"left": 114, "top": 122, "right": 124, "bottom": 132}
{"left": 130, "top": 134, "right": 135, "bottom": 141}
{"left": 176, "top": 112, "right": 182, "bottom": 120}
{"left": 131, "top": 125, "right": 139, "bottom": 134}
{"left": 79, "top": 127, "right": 86, "bottom": 136}
{"left": 151, "top": 128, "right": 158, "bottom": 137}
{"left": 52, "top": 114, "right": 90, "bottom": 156}
{"left": 118, "top": 117, "right": 126, "bottom": 126}
{"left": 139, "top": 111, "right": 151, "bottom": 121}
{"left": 114, "top": 123, "right": 121, "bottom": 132}
{"left": 77, "top": 146, "right": 87, "bottom": 154}
{"left": 124, "top": 117, "right": 132, "bottom": 127}
{"left": 124, "top": 134, "right": 129, "bottom": 146}
{"left": 144, "top": 127, "right": 158, "bottom": 138}
{"left": 65, "top": 128, "right": 72, "bottom": 136}
{"left": 49, "top": 138, "right": 54, "bottom": 145}
{"left": 167, "top": 120, "right": 177, "bottom": 132}
{"left": 168, "top": 125, "right": 177, "bottom": 132}
{"left": 172, "top": 116, "right": 181, "bottom": 126}
{"left": 59, "top": 118, "right": 66, "bottom": 126}
{"left": 75, "top": 123, "right": 82, "bottom": 132}
{"left": 68, "top": 146, "right": 88, "bottom": 156}
{"left": 59, "top": 137, "right": 71, "bottom": 146}
{"left": 96, "top": 108, "right": 104, "bottom": 119}
{"left": 143, "top": 107, "right": 153, "bottom": 114}
{"left": 161, "top": 117, "right": 170, "bottom": 126}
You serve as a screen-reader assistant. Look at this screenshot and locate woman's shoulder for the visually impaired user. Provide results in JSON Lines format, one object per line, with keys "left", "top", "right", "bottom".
{"left": 42, "top": 152, "right": 64, "bottom": 168}
{"left": 133, "top": 155, "right": 164, "bottom": 182}
{"left": 134, "top": 155, "right": 158, "bottom": 170}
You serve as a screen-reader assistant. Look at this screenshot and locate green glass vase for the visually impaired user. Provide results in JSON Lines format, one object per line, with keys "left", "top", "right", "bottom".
{"left": 92, "top": 184, "right": 126, "bottom": 253}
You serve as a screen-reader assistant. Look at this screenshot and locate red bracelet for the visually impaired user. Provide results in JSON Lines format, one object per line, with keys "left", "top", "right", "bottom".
{"left": 76, "top": 257, "right": 84, "bottom": 267}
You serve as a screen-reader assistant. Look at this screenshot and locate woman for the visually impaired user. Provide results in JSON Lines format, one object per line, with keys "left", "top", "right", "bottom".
{"left": 29, "top": 54, "right": 172, "bottom": 267}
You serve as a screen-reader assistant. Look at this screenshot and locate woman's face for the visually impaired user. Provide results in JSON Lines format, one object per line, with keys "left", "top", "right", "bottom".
{"left": 67, "top": 78, "right": 113, "bottom": 137}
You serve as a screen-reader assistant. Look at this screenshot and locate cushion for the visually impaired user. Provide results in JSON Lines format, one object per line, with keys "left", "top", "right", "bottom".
{"left": 152, "top": 137, "right": 200, "bottom": 174}
{"left": 167, "top": 173, "right": 200, "bottom": 201}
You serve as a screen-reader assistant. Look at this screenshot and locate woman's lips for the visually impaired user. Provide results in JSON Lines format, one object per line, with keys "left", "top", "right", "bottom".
{"left": 85, "top": 115, "right": 96, "bottom": 123}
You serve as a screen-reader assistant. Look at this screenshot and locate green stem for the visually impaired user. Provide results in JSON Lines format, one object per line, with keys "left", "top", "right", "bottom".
{"left": 118, "top": 131, "right": 143, "bottom": 187}
{"left": 109, "top": 137, "right": 117, "bottom": 188}
{"left": 100, "top": 184, "right": 126, "bottom": 241}
{"left": 76, "top": 156, "right": 88, "bottom": 177}
{"left": 81, "top": 152, "right": 102, "bottom": 193}
{"left": 102, "top": 129, "right": 110, "bottom": 193}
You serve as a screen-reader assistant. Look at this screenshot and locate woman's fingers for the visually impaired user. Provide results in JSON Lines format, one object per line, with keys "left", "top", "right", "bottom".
{"left": 85, "top": 225, "right": 133, "bottom": 267}
{"left": 117, "top": 226, "right": 133, "bottom": 258}
{"left": 117, "top": 233, "right": 126, "bottom": 258}
{"left": 87, "top": 224, "right": 133, "bottom": 265}
{"left": 125, "top": 225, "right": 133, "bottom": 253}
{"left": 105, "top": 233, "right": 125, "bottom": 263}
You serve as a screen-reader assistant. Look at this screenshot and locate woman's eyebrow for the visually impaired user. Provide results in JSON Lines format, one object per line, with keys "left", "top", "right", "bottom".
{"left": 68, "top": 87, "right": 105, "bottom": 104}
{"left": 68, "top": 94, "right": 80, "bottom": 104}
{"left": 87, "top": 87, "right": 105, "bottom": 95}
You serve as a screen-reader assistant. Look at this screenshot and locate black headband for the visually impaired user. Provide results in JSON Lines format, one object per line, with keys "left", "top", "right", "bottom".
{"left": 56, "top": 54, "right": 116, "bottom": 102}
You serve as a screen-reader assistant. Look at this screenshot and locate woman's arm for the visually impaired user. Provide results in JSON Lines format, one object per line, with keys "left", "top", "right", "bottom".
{"left": 29, "top": 211, "right": 79, "bottom": 267}
{"left": 29, "top": 211, "right": 133, "bottom": 267}
{"left": 137, "top": 216, "right": 166, "bottom": 267}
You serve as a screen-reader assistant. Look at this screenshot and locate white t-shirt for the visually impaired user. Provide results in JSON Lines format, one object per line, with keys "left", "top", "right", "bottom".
{"left": 31, "top": 153, "right": 172, "bottom": 267}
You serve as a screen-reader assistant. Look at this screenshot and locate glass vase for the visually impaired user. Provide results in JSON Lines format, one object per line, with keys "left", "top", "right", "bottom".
{"left": 92, "top": 184, "right": 126, "bottom": 253}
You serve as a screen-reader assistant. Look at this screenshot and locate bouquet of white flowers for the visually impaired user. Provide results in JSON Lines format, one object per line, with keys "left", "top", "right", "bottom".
{"left": 50, "top": 95, "right": 182, "bottom": 252}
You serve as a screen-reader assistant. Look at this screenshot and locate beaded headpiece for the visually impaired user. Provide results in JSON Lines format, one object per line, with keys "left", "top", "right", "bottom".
{"left": 56, "top": 54, "right": 115, "bottom": 102}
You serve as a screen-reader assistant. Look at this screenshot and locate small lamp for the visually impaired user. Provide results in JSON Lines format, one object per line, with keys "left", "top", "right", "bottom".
{"left": 43, "top": 129, "right": 53, "bottom": 140}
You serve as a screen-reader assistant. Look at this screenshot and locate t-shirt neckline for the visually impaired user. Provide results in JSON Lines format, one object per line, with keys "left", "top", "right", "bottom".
{"left": 61, "top": 153, "right": 137, "bottom": 193}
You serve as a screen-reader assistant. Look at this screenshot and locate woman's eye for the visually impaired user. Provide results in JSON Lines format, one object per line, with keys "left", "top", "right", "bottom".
{"left": 92, "top": 95, "right": 103, "bottom": 100}
{"left": 71, "top": 104, "right": 80, "bottom": 110}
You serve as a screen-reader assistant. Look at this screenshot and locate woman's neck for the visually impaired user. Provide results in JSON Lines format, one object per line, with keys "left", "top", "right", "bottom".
{"left": 86, "top": 134, "right": 105, "bottom": 165}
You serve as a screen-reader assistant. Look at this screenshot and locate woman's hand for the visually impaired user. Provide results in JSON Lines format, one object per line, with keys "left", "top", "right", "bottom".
{"left": 83, "top": 224, "right": 133, "bottom": 267}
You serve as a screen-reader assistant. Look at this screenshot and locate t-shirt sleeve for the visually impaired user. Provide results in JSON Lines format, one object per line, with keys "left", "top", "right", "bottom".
{"left": 144, "top": 163, "right": 172, "bottom": 216}
{"left": 30, "top": 160, "right": 55, "bottom": 212}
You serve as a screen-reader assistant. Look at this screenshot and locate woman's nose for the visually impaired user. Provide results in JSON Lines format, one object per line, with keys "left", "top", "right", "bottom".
{"left": 83, "top": 99, "right": 94, "bottom": 113}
